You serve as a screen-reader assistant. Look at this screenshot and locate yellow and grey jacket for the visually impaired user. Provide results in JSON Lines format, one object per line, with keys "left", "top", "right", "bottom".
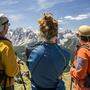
{"left": 0, "top": 37, "right": 20, "bottom": 87}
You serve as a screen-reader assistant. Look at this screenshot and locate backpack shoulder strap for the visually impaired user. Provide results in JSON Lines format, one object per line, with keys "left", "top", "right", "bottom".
{"left": 30, "top": 43, "right": 45, "bottom": 74}
{"left": 80, "top": 44, "right": 90, "bottom": 50}
{"left": 26, "top": 41, "right": 44, "bottom": 59}
{"left": 55, "top": 45, "right": 67, "bottom": 70}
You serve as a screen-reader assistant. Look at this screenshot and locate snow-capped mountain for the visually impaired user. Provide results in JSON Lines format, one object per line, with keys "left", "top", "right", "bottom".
{"left": 6, "top": 28, "right": 77, "bottom": 48}
{"left": 6, "top": 28, "right": 38, "bottom": 46}
{"left": 6, "top": 27, "right": 78, "bottom": 60}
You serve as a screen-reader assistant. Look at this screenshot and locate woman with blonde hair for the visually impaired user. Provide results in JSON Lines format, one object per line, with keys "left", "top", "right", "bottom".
{"left": 28, "top": 13, "right": 71, "bottom": 90}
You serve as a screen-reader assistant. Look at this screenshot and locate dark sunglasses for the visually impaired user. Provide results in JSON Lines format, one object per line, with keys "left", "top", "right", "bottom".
{"left": 2, "top": 20, "right": 10, "bottom": 26}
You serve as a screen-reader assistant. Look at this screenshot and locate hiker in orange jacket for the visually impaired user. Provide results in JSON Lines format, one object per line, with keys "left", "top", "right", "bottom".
{"left": 70, "top": 25, "right": 90, "bottom": 90}
{"left": 0, "top": 15, "right": 20, "bottom": 90}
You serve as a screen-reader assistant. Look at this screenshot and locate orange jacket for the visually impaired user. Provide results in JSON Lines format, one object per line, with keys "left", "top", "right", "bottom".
{"left": 70, "top": 44, "right": 90, "bottom": 90}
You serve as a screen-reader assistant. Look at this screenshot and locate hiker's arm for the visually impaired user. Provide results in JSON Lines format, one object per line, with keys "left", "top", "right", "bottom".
{"left": 70, "top": 48, "right": 88, "bottom": 80}
{"left": 28, "top": 49, "right": 39, "bottom": 71}
{"left": 2, "top": 44, "right": 20, "bottom": 77}
{"left": 28, "top": 45, "right": 45, "bottom": 72}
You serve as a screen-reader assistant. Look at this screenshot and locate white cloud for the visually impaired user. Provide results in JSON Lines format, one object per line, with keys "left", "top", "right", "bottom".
{"left": 37, "top": 0, "right": 74, "bottom": 10}
{"left": 63, "top": 33, "right": 73, "bottom": 39}
{"left": 25, "top": 6, "right": 38, "bottom": 12}
{"left": 64, "top": 13, "right": 90, "bottom": 21}
{"left": 58, "top": 19, "right": 63, "bottom": 24}
{"left": 26, "top": 0, "right": 74, "bottom": 12}
{"left": 0, "top": 9, "right": 16, "bottom": 14}
{"left": 0, "top": 0, "right": 19, "bottom": 6}
{"left": 26, "top": 7, "right": 35, "bottom": 11}
{"left": 9, "top": 14, "right": 23, "bottom": 22}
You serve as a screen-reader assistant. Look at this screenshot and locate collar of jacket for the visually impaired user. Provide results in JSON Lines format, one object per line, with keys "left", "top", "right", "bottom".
{"left": 0, "top": 36, "right": 11, "bottom": 43}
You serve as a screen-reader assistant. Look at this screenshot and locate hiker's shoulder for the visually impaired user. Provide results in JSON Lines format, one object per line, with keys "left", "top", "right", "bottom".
{"left": 77, "top": 46, "right": 89, "bottom": 59}
{"left": 31, "top": 42, "right": 45, "bottom": 54}
{"left": 78, "top": 47, "right": 87, "bottom": 52}
{"left": 78, "top": 44, "right": 90, "bottom": 54}
{"left": 0, "top": 39, "right": 12, "bottom": 45}
{"left": 0, "top": 42, "right": 8, "bottom": 52}
{"left": 0, "top": 40, "right": 12, "bottom": 52}
{"left": 59, "top": 45, "right": 71, "bottom": 55}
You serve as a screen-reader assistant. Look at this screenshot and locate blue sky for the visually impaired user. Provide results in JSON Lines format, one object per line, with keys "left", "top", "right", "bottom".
{"left": 0, "top": 0, "right": 90, "bottom": 31}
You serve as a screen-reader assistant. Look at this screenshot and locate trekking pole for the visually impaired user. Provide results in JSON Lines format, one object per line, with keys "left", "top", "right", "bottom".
{"left": 18, "top": 60, "right": 26, "bottom": 90}
{"left": 19, "top": 71, "right": 26, "bottom": 90}
{"left": 69, "top": 60, "right": 74, "bottom": 90}
{"left": 70, "top": 77, "right": 73, "bottom": 90}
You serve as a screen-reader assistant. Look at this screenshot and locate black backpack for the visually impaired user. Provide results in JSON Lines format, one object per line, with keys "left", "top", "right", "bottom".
{"left": 25, "top": 41, "right": 43, "bottom": 66}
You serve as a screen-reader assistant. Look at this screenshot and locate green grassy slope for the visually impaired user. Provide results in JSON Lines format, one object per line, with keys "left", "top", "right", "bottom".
{"left": 14, "top": 60, "right": 71, "bottom": 90}
{"left": 14, "top": 61, "right": 31, "bottom": 90}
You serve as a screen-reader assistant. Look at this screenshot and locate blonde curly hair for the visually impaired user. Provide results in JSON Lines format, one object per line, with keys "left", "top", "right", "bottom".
{"left": 38, "top": 13, "right": 58, "bottom": 40}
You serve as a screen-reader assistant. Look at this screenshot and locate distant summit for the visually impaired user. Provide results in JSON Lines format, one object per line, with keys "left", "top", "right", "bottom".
{"left": 6, "top": 28, "right": 77, "bottom": 48}
{"left": 6, "top": 27, "right": 38, "bottom": 46}
{"left": 6, "top": 27, "right": 78, "bottom": 60}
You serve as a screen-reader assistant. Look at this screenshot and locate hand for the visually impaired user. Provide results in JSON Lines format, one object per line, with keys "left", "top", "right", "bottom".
{"left": 18, "top": 60, "right": 24, "bottom": 65}
{"left": 70, "top": 67, "right": 76, "bottom": 77}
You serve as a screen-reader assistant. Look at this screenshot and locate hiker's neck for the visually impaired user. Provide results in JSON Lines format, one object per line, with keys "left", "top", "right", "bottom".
{"left": 46, "top": 36, "right": 58, "bottom": 44}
